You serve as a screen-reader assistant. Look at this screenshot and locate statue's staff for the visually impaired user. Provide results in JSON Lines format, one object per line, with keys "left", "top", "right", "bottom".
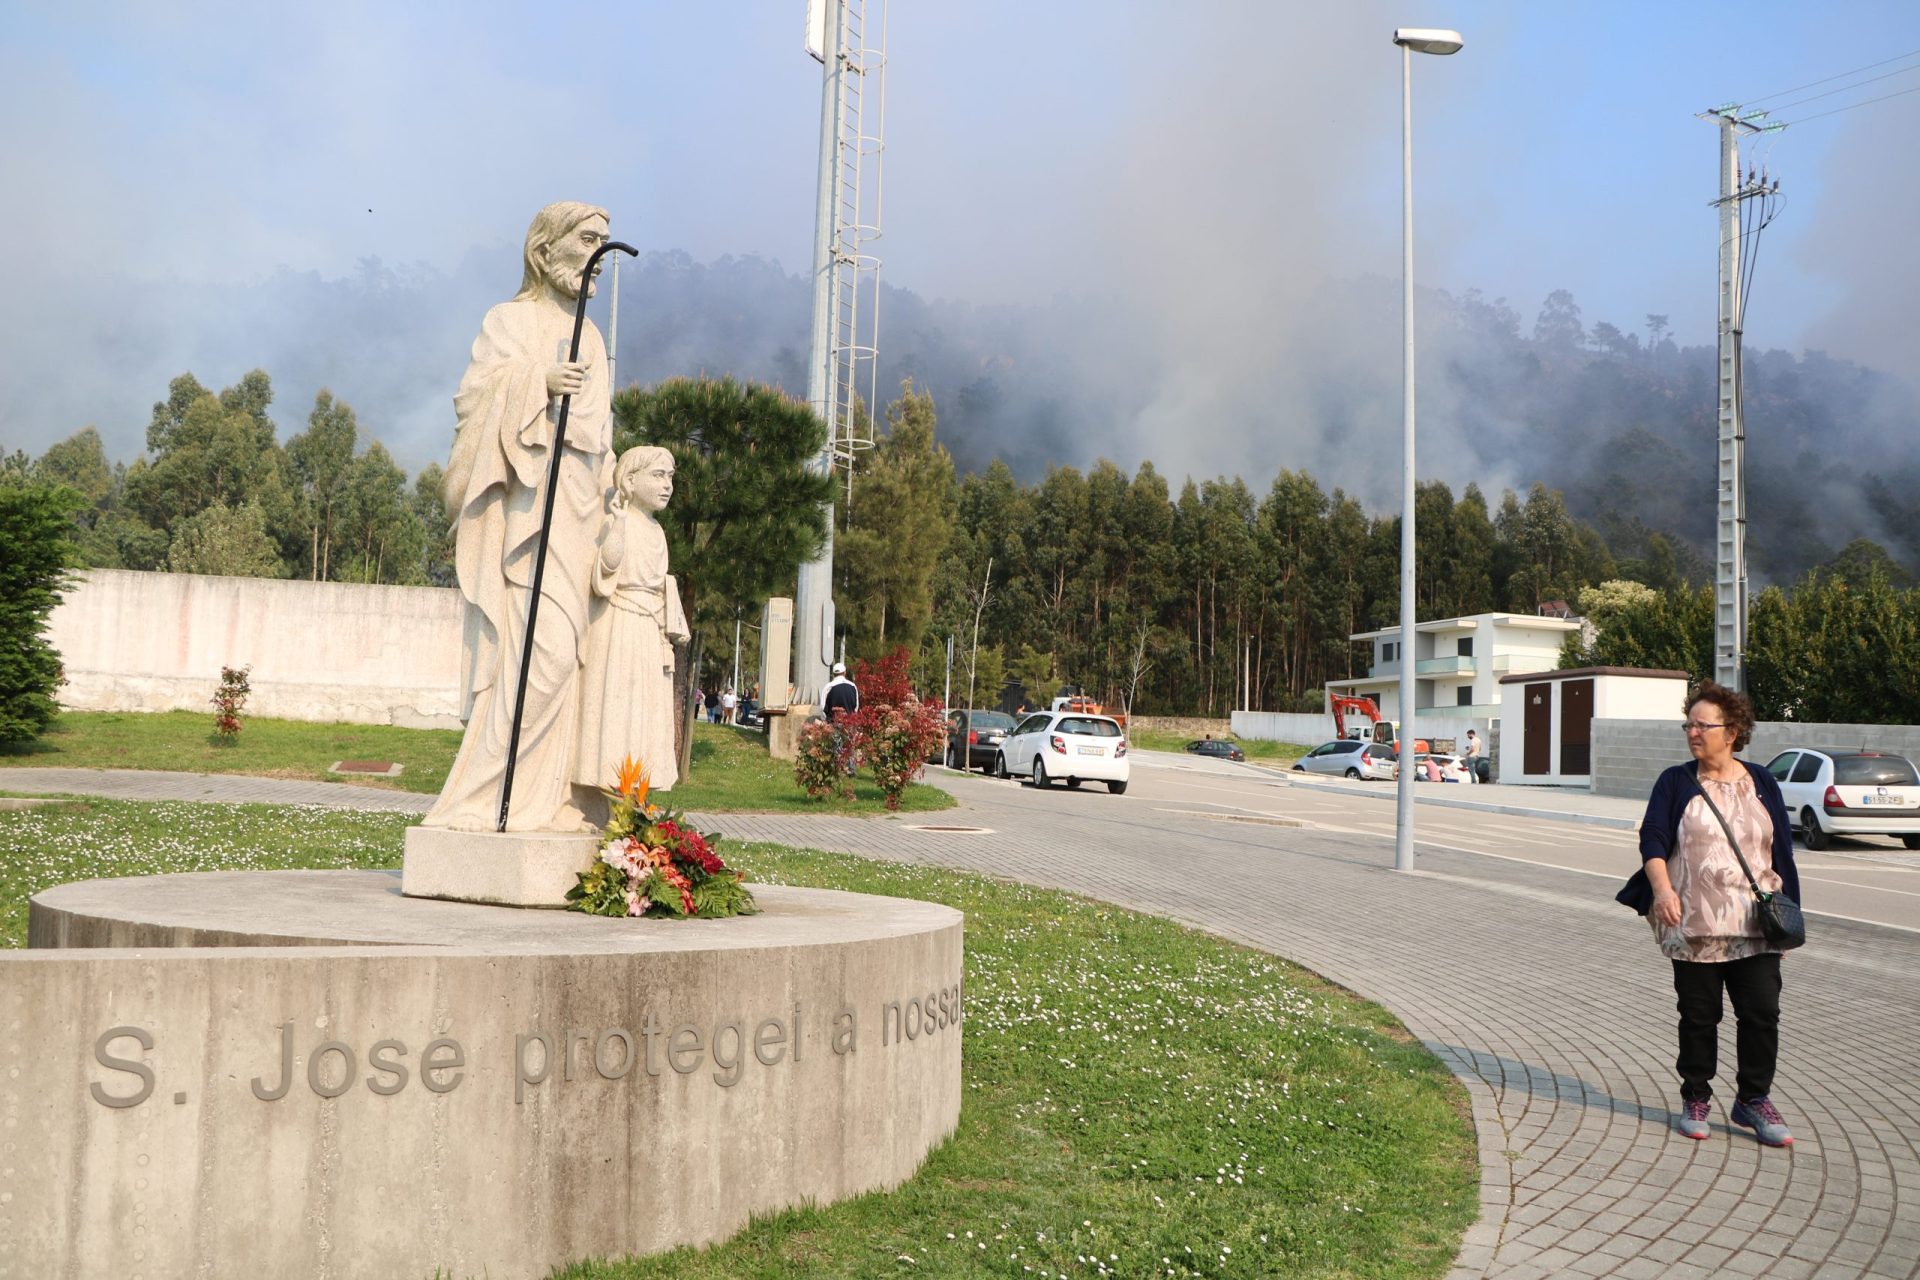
{"left": 499, "top": 237, "right": 639, "bottom": 832}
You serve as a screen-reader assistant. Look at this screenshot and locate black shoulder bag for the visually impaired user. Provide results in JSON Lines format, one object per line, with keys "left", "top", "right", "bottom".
{"left": 1695, "top": 783, "right": 1807, "bottom": 951}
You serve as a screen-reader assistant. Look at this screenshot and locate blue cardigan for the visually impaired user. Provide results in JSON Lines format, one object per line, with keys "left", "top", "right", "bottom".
{"left": 1616, "top": 758, "right": 1802, "bottom": 915}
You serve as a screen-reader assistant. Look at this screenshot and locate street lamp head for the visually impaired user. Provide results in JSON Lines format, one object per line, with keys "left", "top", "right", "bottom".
{"left": 1392, "top": 27, "right": 1464, "bottom": 55}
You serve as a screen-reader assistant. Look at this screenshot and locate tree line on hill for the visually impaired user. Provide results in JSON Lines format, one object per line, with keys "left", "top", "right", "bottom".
{"left": 15, "top": 371, "right": 453, "bottom": 588}
{"left": 11, "top": 366, "right": 1917, "bottom": 726}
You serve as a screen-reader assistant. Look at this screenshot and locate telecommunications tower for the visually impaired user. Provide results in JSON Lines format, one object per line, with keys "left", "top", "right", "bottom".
{"left": 790, "top": 0, "right": 887, "bottom": 707}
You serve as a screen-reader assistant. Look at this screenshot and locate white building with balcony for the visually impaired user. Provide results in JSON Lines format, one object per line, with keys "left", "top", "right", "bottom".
{"left": 1326, "top": 612, "right": 1583, "bottom": 722}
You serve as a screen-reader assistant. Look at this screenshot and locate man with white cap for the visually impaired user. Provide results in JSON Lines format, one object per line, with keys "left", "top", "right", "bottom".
{"left": 822, "top": 661, "right": 861, "bottom": 721}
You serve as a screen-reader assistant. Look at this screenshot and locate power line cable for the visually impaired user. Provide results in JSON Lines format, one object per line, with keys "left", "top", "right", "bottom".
{"left": 1780, "top": 82, "right": 1920, "bottom": 127}
{"left": 1741, "top": 47, "right": 1920, "bottom": 107}
{"left": 1760, "top": 61, "right": 1920, "bottom": 114}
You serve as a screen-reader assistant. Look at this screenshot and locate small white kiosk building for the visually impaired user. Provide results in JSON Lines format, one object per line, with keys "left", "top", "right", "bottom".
{"left": 1497, "top": 666, "right": 1690, "bottom": 787}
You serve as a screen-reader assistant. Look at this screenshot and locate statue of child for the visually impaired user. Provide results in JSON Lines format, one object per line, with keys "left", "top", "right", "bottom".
{"left": 574, "top": 445, "right": 690, "bottom": 797}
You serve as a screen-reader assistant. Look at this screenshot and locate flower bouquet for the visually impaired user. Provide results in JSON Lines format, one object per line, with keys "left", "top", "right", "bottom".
{"left": 567, "top": 756, "right": 759, "bottom": 919}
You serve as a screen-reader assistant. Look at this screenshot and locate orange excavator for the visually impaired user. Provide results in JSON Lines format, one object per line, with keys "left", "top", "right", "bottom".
{"left": 1050, "top": 692, "right": 1126, "bottom": 731}
{"left": 1330, "top": 695, "right": 1427, "bottom": 754}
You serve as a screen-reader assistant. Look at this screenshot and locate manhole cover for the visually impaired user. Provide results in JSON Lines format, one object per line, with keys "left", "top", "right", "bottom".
{"left": 904, "top": 824, "right": 992, "bottom": 834}
{"left": 1153, "top": 807, "right": 1304, "bottom": 828}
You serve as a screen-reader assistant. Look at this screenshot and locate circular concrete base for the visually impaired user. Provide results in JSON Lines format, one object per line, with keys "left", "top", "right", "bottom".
{"left": 30, "top": 867, "right": 948, "bottom": 952}
{"left": 10, "top": 872, "right": 964, "bottom": 1280}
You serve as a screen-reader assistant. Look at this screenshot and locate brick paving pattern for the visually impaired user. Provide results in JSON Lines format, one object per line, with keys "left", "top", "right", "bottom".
{"left": 10, "top": 764, "right": 1917, "bottom": 1278}
{"left": 707, "top": 778, "right": 1920, "bottom": 1280}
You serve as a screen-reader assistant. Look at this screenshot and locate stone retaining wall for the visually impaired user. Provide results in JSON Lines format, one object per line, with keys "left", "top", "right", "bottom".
{"left": 1592, "top": 718, "right": 1920, "bottom": 798}
{"left": 1129, "top": 716, "right": 1234, "bottom": 738}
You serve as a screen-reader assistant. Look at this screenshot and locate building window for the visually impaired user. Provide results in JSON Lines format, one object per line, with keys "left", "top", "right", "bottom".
{"left": 1458, "top": 637, "right": 1473, "bottom": 657}
{"left": 1457, "top": 687, "right": 1474, "bottom": 707}
{"left": 1382, "top": 642, "right": 1395, "bottom": 662}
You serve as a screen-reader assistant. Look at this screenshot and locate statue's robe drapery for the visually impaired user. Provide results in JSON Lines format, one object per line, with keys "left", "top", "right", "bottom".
{"left": 573, "top": 511, "right": 688, "bottom": 793}
{"left": 423, "top": 298, "right": 611, "bottom": 832}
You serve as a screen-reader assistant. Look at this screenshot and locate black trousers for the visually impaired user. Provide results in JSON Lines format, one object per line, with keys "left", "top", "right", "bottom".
{"left": 1672, "top": 953, "right": 1782, "bottom": 1103}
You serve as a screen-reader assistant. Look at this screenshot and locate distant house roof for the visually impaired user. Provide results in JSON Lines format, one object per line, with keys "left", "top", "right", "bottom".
{"left": 1497, "top": 666, "right": 1690, "bottom": 685}
{"left": 1349, "top": 611, "right": 1582, "bottom": 643}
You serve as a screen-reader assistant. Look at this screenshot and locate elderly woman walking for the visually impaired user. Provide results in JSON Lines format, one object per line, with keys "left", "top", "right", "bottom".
{"left": 1618, "top": 680, "right": 1802, "bottom": 1146}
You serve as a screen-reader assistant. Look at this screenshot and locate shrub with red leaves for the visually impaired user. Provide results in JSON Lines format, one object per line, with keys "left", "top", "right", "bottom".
{"left": 843, "top": 646, "right": 946, "bottom": 811}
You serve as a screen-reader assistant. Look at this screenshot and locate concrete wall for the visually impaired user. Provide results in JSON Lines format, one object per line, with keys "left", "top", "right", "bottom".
{"left": 48, "top": 568, "right": 465, "bottom": 728}
{"left": 1593, "top": 718, "right": 1920, "bottom": 800}
{"left": 1233, "top": 711, "right": 1338, "bottom": 743}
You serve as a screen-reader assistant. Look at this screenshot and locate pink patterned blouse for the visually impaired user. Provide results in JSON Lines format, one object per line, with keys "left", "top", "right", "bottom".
{"left": 1651, "top": 773, "right": 1785, "bottom": 962}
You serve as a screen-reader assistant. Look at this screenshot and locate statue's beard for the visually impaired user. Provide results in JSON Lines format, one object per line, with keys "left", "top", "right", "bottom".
{"left": 548, "top": 268, "right": 596, "bottom": 300}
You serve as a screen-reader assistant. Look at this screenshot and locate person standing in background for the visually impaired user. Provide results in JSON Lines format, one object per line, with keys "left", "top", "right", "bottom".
{"left": 822, "top": 661, "right": 860, "bottom": 721}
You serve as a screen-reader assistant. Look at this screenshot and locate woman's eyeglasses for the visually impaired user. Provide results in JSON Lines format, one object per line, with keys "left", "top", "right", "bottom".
{"left": 1680, "top": 720, "right": 1726, "bottom": 734}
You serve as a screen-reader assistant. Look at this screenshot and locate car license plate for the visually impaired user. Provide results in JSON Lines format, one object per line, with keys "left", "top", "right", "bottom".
{"left": 1077, "top": 745, "right": 1103, "bottom": 756}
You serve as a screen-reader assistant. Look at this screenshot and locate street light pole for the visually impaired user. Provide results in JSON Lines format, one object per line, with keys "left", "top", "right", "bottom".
{"left": 1392, "top": 26, "right": 1462, "bottom": 874}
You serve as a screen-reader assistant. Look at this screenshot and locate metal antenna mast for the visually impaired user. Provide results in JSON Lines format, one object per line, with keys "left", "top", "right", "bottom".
{"left": 1699, "top": 104, "right": 1782, "bottom": 692}
{"left": 792, "top": 0, "right": 887, "bottom": 706}
{"left": 830, "top": 0, "right": 886, "bottom": 510}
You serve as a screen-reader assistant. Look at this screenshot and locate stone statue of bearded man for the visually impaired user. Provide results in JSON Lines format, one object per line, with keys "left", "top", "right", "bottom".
{"left": 423, "top": 201, "right": 615, "bottom": 832}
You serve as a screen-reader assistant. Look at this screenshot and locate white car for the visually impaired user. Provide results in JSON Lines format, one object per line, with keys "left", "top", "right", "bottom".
{"left": 1764, "top": 747, "right": 1920, "bottom": 850}
{"left": 996, "top": 712, "right": 1130, "bottom": 794}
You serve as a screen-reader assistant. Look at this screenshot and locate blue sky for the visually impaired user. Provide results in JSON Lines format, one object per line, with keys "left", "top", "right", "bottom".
{"left": 2, "top": 1, "right": 1915, "bottom": 466}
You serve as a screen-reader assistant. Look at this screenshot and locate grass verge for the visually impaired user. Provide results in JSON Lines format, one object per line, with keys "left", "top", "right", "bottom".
{"left": 2, "top": 798, "right": 1473, "bottom": 1276}
{"left": 0, "top": 796, "right": 414, "bottom": 946}
{"left": 670, "top": 724, "right": 955, "bottom": 816}
{"left": 1, "top": 710, "right": 463, "bottom": 793}
{"left": 1128, "top": 728, "right": 1319, "bottom": 765}
{"left": 0, "top": 715, "right": 953, "bottom": 814}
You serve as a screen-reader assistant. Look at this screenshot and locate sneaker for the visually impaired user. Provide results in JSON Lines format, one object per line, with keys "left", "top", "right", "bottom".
{"left": 1730, "top": 1096, "right": 1794, "bottom": 1147}
{"left": 1677, "top": 1098, "right": 1712, "bottom": 1140}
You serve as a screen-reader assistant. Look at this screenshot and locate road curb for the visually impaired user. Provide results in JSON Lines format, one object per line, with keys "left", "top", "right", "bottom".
{"left": 1284, "top": 776, "right": 1640, "bottom": 830}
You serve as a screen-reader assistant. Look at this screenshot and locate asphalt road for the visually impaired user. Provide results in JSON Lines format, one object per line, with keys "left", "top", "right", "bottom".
{"left": 1102, "top": 751, "right": 1920, "bottom": 935}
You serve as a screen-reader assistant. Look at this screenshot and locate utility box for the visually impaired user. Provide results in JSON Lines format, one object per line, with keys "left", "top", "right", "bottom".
{"left": 759, "top": 596, "right": 794, "bottom": 710}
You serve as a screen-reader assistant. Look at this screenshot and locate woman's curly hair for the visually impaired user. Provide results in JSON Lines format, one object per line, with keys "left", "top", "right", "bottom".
{"left": 1686, "top": 679, "right": 1756, "bottom": 752}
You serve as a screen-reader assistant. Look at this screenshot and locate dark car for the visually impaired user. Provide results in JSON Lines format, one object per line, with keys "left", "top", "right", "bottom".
{"left": 1184, "top": 739, "right": 1245, "bottom": 762}
{"left": 944, "top": 709, "right": 1018, "bottom": 771}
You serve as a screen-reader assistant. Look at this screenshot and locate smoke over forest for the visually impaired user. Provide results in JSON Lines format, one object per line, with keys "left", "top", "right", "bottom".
{"left": 11, "top": 248, "right": 1916, "bottom": 586}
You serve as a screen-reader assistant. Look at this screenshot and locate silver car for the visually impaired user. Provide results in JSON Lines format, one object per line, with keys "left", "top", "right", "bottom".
{"left": 1293, "top": 739, "right": 1397, "bottom": 780}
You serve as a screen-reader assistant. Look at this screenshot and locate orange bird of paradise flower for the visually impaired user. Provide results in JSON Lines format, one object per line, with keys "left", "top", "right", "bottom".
{"left": 613, "top": 755, "right": 651, "bottom": 807}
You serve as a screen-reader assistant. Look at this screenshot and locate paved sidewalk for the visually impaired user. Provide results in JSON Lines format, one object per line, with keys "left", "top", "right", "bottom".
{"left": 8, "top": 765, "right": 1918, "bottom": 1279}
{"left": 0, "top": 767, "right": 434, "bottom": 813}
{"left": 711, "top": 784, "right": 1920, "bottom": 1280}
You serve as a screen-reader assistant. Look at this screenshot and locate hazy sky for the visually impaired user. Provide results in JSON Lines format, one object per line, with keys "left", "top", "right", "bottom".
{"left": 3, "top": 0, "right": 1915, "bottom": 470}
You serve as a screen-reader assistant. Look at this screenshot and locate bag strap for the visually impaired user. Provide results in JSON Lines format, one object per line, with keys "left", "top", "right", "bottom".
{"left": 1694, "top": 777, "right": 1769, "bottom": 900}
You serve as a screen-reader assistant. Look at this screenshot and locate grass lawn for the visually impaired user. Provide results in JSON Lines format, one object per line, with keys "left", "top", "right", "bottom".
{"left": 0, "top": 714, "right": 952, "bottom": 815}
{"left": 670, "top": 723, "right": 955, "bottom": 816}
{"left": 0, "top": 800, "right": 1476, "bottom": 1277}
{"left": 1128, "top": 727, "right": 1319, "bottom": 765}
{"left": 1, "top": 710, "right": 463, "bottom": 794}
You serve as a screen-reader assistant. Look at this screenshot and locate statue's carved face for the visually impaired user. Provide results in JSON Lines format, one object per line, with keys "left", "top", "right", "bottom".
{"left": 540, "top": 214, "right": 610, "bottom": 300}
{"left": 626, "top": 458, "right": 675, "bottom": 513}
